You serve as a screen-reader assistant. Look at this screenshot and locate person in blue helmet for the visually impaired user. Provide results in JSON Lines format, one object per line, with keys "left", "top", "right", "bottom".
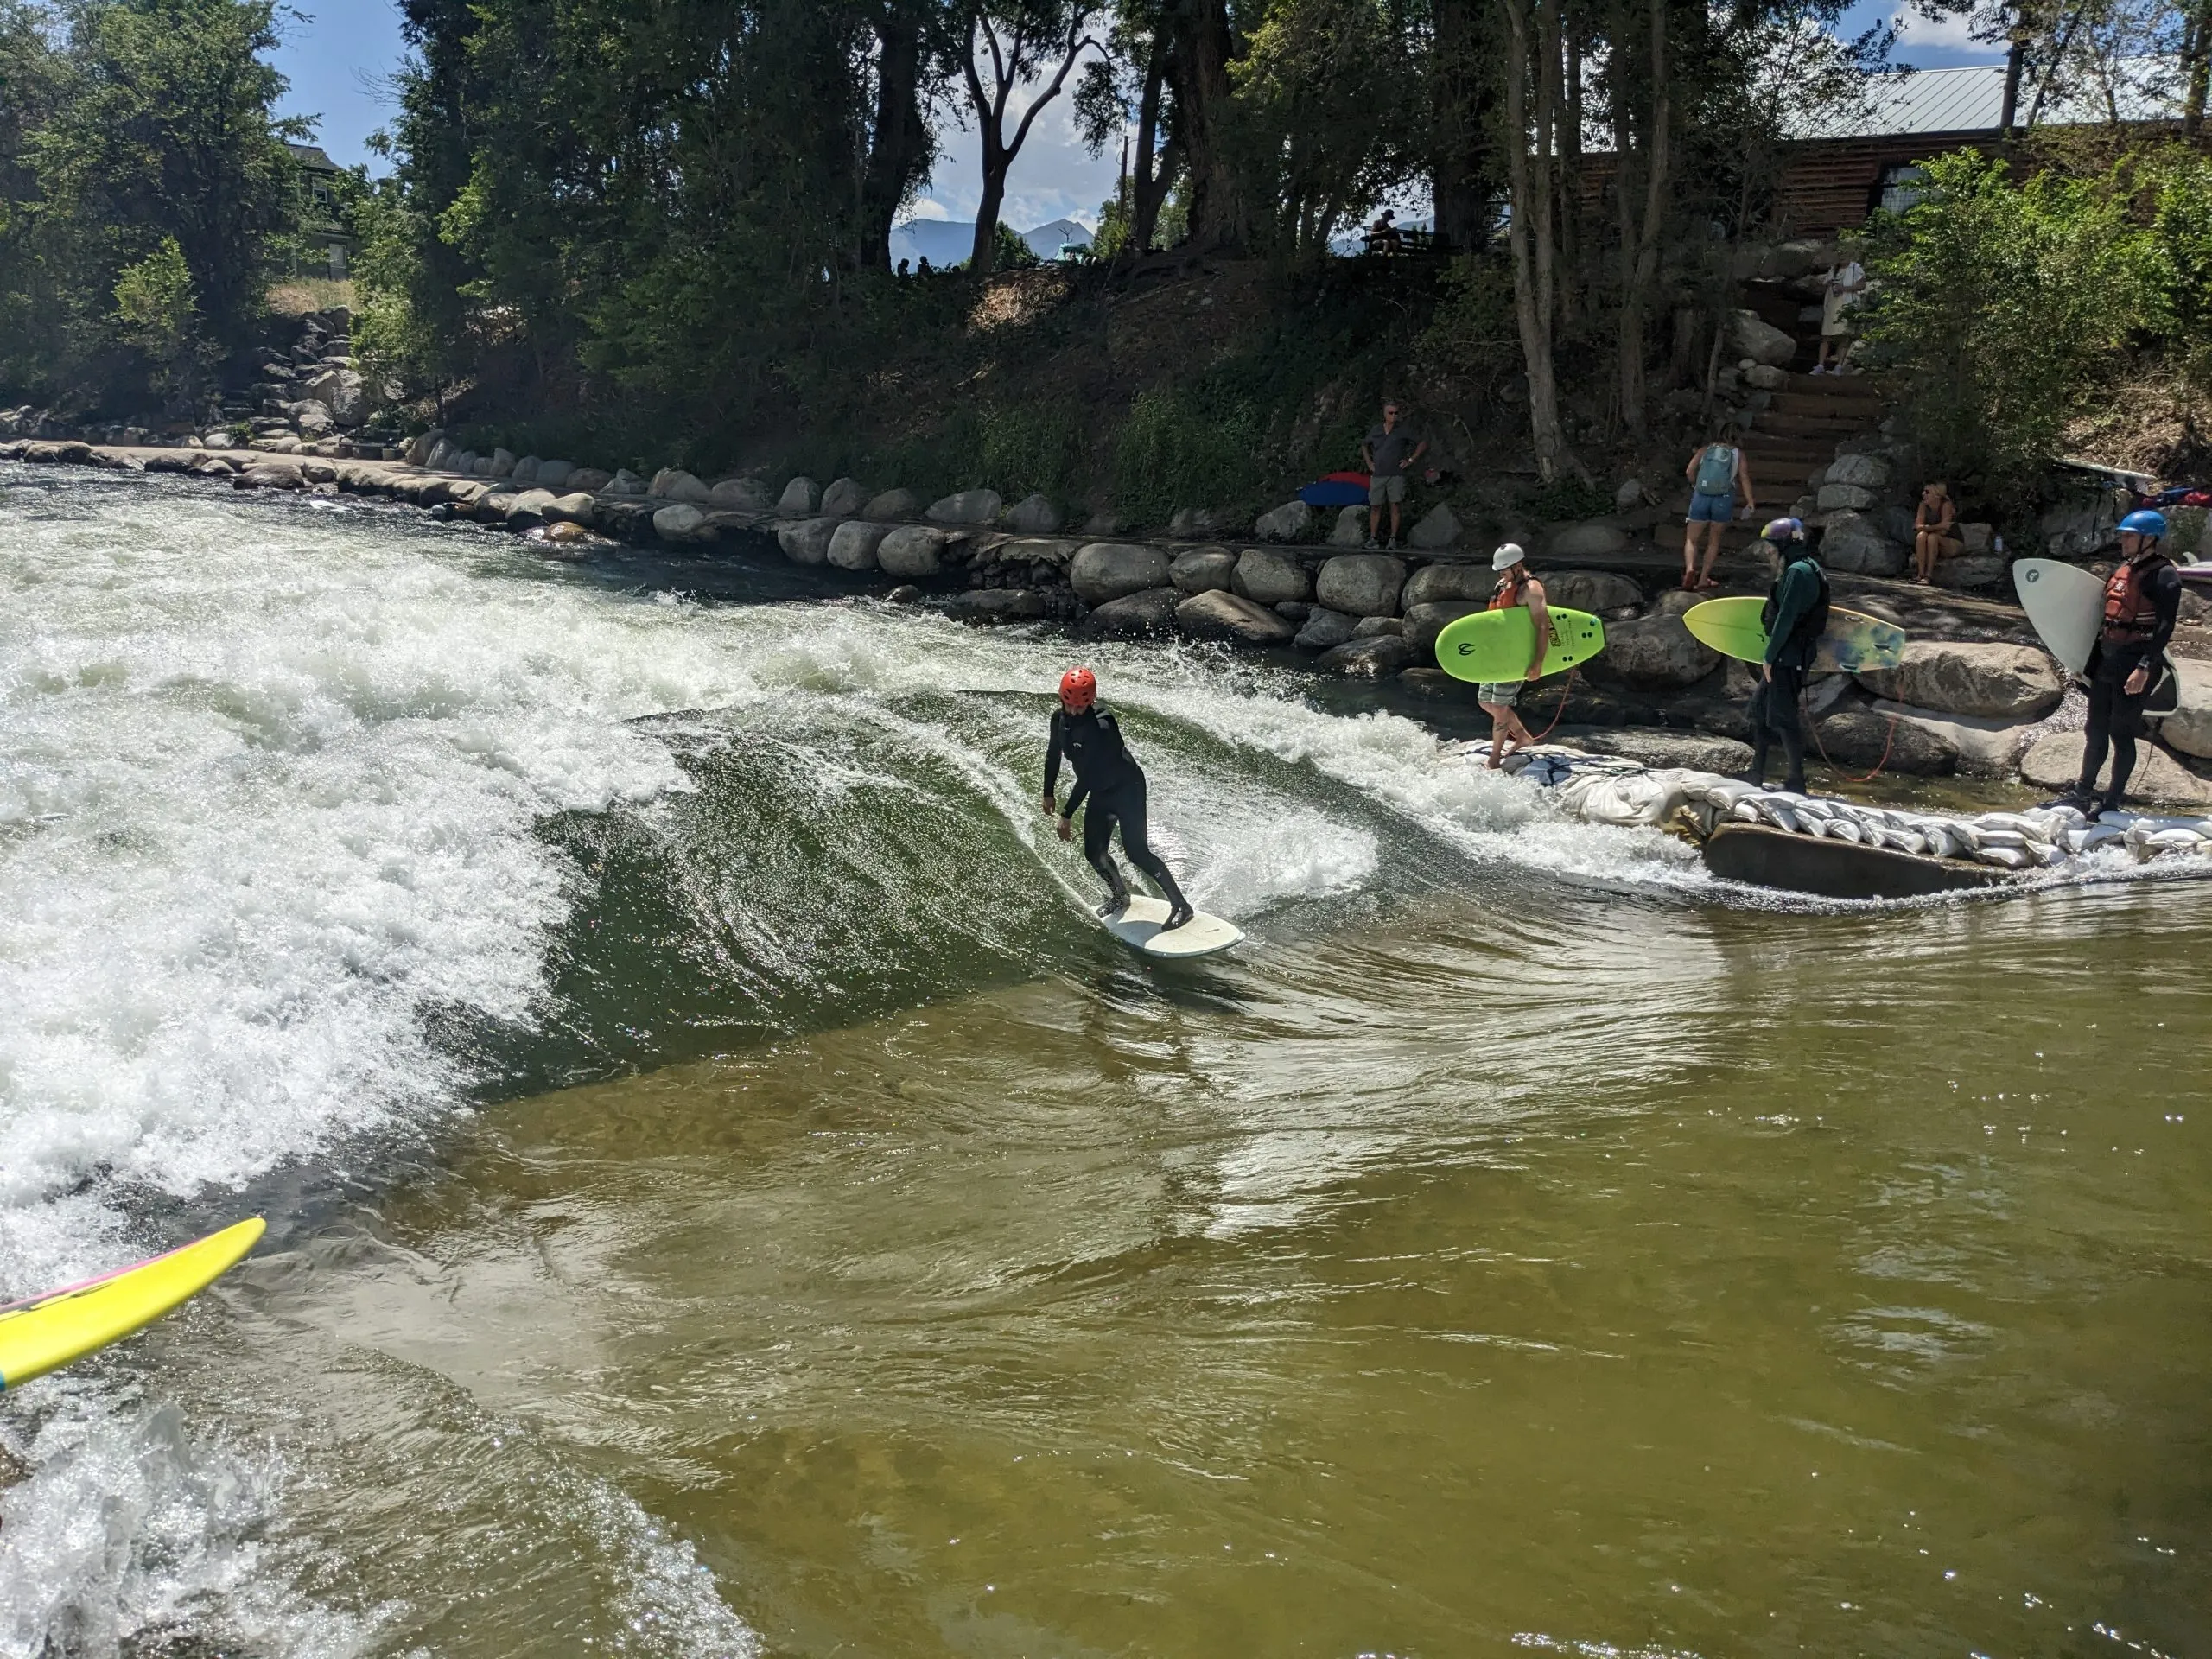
{"left": 2063, "top": 510, "right": 2181, "bottom": 814}
{"left": 1745, "top": 516, "right": 1827, "bottom": 793}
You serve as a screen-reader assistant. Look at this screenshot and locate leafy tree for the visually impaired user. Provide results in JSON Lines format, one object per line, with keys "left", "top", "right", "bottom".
{"left": 111, "top": 233, "right": 210, "bottom": 397}
{"left": 29, "top": 0, "right": 306, "bottom": 352}
{"left": 1232, "top": 0, "right": 1421, "bottom": 261}
{"left": 1862, "top": 149, "right": 2161, "bottom": 493}
{"left": 958, "top": 0, "right": 1103, "bottom": 274}
{"left": 991, "top": 219, "right": 1043, "bottom": 268}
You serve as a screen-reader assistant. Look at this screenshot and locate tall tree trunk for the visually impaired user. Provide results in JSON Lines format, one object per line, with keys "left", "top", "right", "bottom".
{"left": 1614, "top": 0, "right": 1669, "bottom": 438}
{"left": 1132, "top": 30, "right": 1173, "bottom": 251}
{"left": 1430, "top": 0, "right": 1495, "bottom": 250}
{"left": 971, "top": 131, "right": 1009, "bottom": 272}
{"left": 2181, "top": 0, "right": 2209, "bottom": 141}
{"left": 1999, "top": 12, "right": 2027, "bottom": 137}
{"left": 1501, "top": 0, "right": 1574, "bottom": 482}
{"left": 1166, "top": 0, "right": 1243, "bottom": 249}
{"left": 2024, "top": 3, "right": 2088, "bottom": 128}
{"left": 1557, "top": 29, "right": 1582, "bottom": 332}
{"left": 858, "top": 6, "right": 928, "bottom": 270}
{"left": 963, "top": 10, "right": 1096, "bottom": 275}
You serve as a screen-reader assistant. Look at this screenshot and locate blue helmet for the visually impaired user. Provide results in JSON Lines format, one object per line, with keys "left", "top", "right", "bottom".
{"left": 2120, "top": 509, "right": 2168, "bottom": 538}
{"left": 1761, "top": 516, "right": 1806, "bottom": 543}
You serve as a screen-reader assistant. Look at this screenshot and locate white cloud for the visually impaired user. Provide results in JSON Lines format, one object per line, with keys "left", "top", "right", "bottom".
{"left": 1889, "top": 4, "right": 1993, "bottom": 55}
{"left": 908, "top": 199, "right": 954, "bottom": 220}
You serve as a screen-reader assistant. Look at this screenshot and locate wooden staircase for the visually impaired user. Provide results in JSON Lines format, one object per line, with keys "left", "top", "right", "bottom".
{"left": 1748, "top": 372, "right": 1889, "bottom": 495}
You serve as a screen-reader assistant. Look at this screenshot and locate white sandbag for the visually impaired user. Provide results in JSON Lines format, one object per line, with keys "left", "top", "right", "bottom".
{"left": 1925, "top": 823, "right": 1970, "bottom": 859}
{"left": 1731, "top": 798, "right": 1763, "bottom": 823}
{"left": 1698, "top": 779, "right": 1764, "bottom": 810}
{"left": 1974, "top": 844, "right": 2034, "bottom": 869}
{"left": 2064, "top": 824, "right": 2127, "bottom": 854}
{"left": 1557, "top": 770, "right": 1688, "bottom": 828}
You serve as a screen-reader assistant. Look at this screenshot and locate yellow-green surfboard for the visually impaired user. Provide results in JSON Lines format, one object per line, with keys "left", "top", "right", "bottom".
{"left": 1434, "top": 607, "right": 1606, "bottom": 683}
{"left": 1681, "top": 596, "right": 1907, "bottom": 673}
{"left": 0, "top": 1217, "right": 264, "bottom": 1390}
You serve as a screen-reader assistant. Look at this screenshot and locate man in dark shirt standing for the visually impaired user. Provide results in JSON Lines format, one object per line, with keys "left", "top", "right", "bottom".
{"left": 2067, "top": 510, "right": 2182, "bottom": 816}
{"left": 1042, "top": 667, "right": 1194, "bottom": 929}
{"left": 1361, "top": 400, "right": 1427, "bottom": 550}
{"left": 1746, "top": 517, "right": 1827, "bottom": 794}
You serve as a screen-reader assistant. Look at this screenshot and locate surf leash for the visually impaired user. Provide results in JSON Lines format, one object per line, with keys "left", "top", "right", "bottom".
{"left": 1802, "top": 692, "right": 1898, "bottom": 783}
{"left": 1529, "top": 669, "right": 1579, "bottom": 743}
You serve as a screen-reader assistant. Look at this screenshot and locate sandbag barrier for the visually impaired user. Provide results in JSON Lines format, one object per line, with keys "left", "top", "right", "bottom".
{"left": 1470, "top": 746, "right": 2212, "bottom": 873}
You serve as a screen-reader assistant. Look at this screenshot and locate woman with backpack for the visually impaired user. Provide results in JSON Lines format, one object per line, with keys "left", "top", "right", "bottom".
{"left": 1682, "top": 431, "right": 1755, "bottom": 593}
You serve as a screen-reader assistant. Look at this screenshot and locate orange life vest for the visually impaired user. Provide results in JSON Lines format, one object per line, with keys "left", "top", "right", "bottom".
{"left": 2101, "top": 554, "right": 2172, "bottom": 645}
{"left": 1490, "top": 574, "right": 1527, "bottom": 611}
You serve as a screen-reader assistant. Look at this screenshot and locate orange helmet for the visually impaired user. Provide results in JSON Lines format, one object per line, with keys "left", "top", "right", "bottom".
{"left": 1058, "top": 667, "right": 1096, "bottom": 710}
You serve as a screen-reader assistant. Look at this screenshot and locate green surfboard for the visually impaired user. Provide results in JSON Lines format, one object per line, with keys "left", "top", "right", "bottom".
{"left": 1681, "top": 596, "right": 1907, "bottom": 673}
{"left": 1433, "top": 607, "right": 1605, "bottom": 683}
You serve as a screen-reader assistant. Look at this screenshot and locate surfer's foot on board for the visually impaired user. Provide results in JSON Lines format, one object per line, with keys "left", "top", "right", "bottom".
{"left": 1164, "top": 902, "right": 1195, "bottom": 931}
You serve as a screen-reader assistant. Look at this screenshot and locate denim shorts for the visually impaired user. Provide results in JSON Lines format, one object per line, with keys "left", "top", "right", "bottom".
{"left": 1687, "top": 489, "right": 1734, "bottom": 524}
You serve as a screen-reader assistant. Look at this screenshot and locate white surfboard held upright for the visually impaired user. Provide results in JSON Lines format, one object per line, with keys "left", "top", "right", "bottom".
{"left": 2012, "top": 557, "right": 2106, "bottom": 676}
{"left": 1100, "top": 895, "right": 1243, "bottom": 959}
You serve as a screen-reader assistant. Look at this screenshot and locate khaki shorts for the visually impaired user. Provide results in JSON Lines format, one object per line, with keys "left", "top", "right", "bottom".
{"left": 1368, "top": 474, "right": 1407, "bottom": 505}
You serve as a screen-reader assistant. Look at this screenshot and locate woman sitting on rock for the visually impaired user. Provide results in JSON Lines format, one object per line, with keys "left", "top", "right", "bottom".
{"left": 1912, "top": 481, "right": 1959, "bottom": 585}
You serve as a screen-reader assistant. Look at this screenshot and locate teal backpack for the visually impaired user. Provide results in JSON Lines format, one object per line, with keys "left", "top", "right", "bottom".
{"left": 1694, "top": 443, "right": 1738, "bottom": 496}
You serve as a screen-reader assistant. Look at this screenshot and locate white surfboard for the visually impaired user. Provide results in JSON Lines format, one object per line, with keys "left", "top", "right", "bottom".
{"left": 2012, "top": 556, "right": 2105, "bottom": 676}
{"left": 1100, "top": 894, "right": 1243, "bottom": 959}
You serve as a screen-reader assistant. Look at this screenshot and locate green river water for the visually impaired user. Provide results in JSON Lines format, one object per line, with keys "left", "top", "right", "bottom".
{"left": 0, "top": 465, "right": 2203, "bottom": 1657}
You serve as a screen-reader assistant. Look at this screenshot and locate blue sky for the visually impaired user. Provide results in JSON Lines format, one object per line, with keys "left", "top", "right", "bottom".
{"left": 276, "top": 0, "right": 1998, "bottom": 227}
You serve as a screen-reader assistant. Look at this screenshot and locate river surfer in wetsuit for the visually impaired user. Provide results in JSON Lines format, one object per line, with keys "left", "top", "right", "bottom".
{"left": 2063, "top": 510, "right": 2181, "bottom": 816}
{"left": 1041, "top": 667, "right": 1194, "bottom": 929}
{"left": 1745, "top": 517, "right": 1827, "bottom": 795}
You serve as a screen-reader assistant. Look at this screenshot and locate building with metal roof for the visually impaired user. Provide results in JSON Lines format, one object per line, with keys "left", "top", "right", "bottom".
{"left": 1770, "top": 58, "right": 2183, "bottom": 235}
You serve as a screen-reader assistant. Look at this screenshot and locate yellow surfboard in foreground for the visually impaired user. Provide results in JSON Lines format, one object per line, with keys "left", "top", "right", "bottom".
{"left": 0, "top": 1217, "right": 264, "bottom": 1390}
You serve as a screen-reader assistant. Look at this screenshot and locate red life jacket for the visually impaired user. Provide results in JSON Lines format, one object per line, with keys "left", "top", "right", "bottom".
{"left": 1490, "top": 574, "right": 1527, "bottom": 611}
{"left": 2101, "top": 553, "right": 2173, "bottom": 645}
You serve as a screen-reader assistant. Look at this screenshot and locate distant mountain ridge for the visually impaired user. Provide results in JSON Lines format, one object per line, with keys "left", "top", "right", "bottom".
{"left": 888, "top": 216, "right": 1094, "bottom": 270}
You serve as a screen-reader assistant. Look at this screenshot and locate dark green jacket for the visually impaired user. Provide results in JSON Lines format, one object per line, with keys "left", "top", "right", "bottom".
{"left": 1764, "top": 557, "right": 1827, "bottom": 670}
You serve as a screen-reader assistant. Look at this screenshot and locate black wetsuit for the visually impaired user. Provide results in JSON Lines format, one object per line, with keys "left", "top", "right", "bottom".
{"left": 1044, "top": 705, "right": 1188, "bottom": 911}
{"left": 2075, "top": 554, "right": 2181, "bottom": 809}
{"left": 1750, "top": 552, "right": 1829, "bottom": 792}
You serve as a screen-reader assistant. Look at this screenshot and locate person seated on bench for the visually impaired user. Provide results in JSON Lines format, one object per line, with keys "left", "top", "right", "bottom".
{"left": 1366, "top": 210, "right": 1405, "bottom": 254}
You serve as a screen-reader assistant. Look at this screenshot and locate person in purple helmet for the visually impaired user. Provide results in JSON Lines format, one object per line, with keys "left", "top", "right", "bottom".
{"left": 1745, "top": 517, "right": 1827, "bottom": 794}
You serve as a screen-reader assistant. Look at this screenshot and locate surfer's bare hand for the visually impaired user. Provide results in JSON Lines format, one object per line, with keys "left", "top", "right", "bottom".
{"left": 1056, "top": 816, "right": 1072, "bottom": 842}
{"left": 2126, "top": 665, "right": 2151, "bottom": 696}
{"left": 1761, "top": 664, "right": 1773, "bottom": 682}
{"left": 1040, "top": 794, "right": 1056, "bottom": 815}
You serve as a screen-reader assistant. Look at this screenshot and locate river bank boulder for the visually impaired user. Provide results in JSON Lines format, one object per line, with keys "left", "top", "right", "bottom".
{"left": 928, "top": 489, "right": 1003, "bottom": 525}
{"left": 1071, "top": 543, "right": 1172, "bottom": 604}
{"left": 1854, "top": 641, "right": 2063, "bottom": 721}
{"left": 1083, "top": 587, "right": 1180, "bottom": 638}
{"left": 1171, "top": 548, "right": 1237, "bottom": 594}
{"left": 1316, "top": 553, "right": 1407, "bottom": 617}
{"left": 1177, "top": 590, "right": 1297, "bottom": 644}
{"left": 829, "top": 521, "right": 894, "bottom": 570}
{"left": 879, "top": 524, "right": 953, "bottom": 577}
{"left": 1232, "top": 548, "right": 1310, "bottom": 606}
